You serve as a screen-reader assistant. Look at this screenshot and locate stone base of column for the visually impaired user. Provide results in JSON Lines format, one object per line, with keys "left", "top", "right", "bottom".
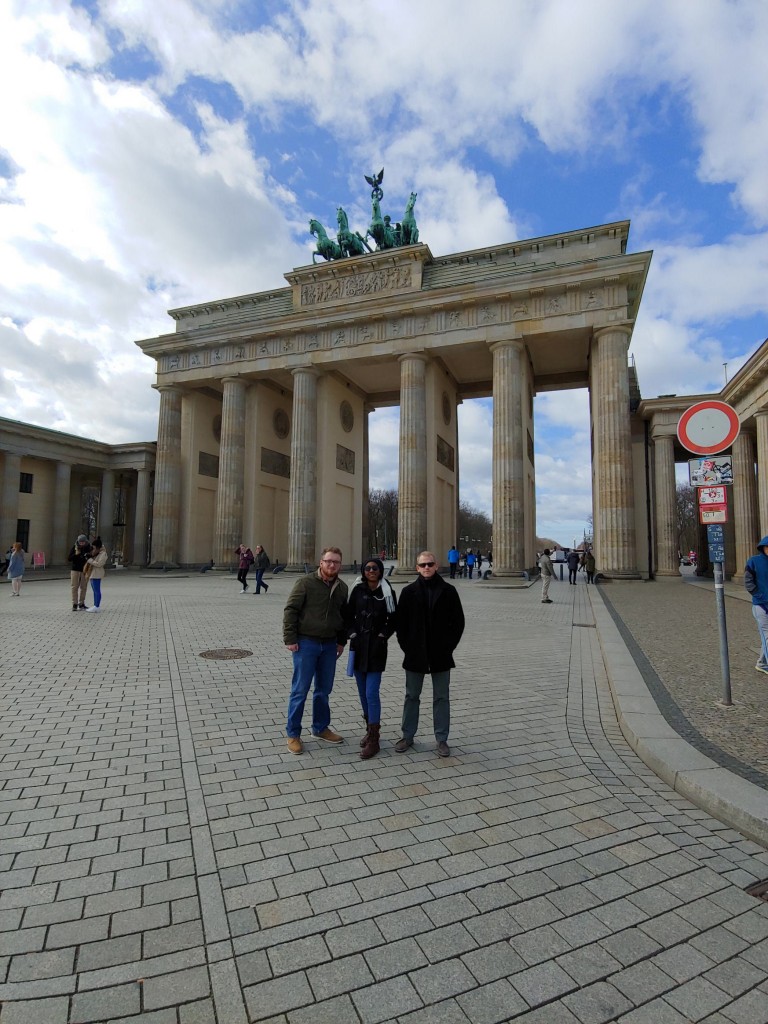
{"left": 286, "top": 563, "right": 312, "bottom": 574}
{"left": 150, "top": 560, "right": 179, "bottom": 569}
{"left": 600, "top": 570, "right": 642, "bottom": 580}
{"left": 654, "top": 569, "right": 681, "bottom": 577}
{"left": 490, "top": 570, "right": 528, "bottom": 578}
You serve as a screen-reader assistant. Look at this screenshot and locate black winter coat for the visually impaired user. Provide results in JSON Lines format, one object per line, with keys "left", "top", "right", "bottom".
{"left": 395, "top": 575, "right": 465, "bottom": 673}
{"left": 345, "top": 582, "right": 397, "bottom": 673}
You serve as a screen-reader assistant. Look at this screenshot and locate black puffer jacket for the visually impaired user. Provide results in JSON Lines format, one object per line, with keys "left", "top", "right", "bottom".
{"left": 345, "top": 582, "right": 397, "bottom": 673}
{"left": 395, "top": 574, "right": 465, "bottom": 673}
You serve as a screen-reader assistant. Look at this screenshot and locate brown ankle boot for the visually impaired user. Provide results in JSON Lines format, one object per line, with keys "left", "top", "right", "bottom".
{"left": 360, "top": 723, "right": 380, "bottom": 760}
{"left": 359, "top": 715, "right": 369, "bottom": 747}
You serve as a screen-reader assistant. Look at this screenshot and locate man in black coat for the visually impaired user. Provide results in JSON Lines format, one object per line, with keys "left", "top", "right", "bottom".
{"left": 394, "top": 551, "right": 465, "bottom": 757}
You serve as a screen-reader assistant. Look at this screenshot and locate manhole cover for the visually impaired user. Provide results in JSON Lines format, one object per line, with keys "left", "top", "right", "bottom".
{"left": 745, "top": 879, "right": 768, "bottom": 902}
{"left": 199, "top": 648, "right": 253, "bottom": 660}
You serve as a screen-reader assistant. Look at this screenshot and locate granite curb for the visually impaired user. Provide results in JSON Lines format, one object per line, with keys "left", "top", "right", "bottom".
{"left": 588, "top": 583, "right": 768, "bottom": 848}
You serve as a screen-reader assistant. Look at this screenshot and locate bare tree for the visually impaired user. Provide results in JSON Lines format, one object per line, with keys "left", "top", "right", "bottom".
{"left": 367, "top": 488, "right": 398, "bottom": 557}
{"left": 457, "top": 501, "right": 492, "bottom": 552}
{"left": 676, "top": 483, "right": 697, "bottom": 558}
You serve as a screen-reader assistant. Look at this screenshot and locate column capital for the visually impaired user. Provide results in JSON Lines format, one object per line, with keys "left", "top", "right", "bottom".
{"left": 592, "top": 324, "right": 632, "bottom": 343}
{"left": 650, "top": 426, "right": 676, "bottom": 443}
{"left": 152, "top": 383, "right": 184, "bottom": 394}
{"left": 488, "top": 337, "right": 524, "bottom": 355}
{"left": 754, "top": 409, "right": 768, "bottom": 420}
{"left": 220, "top": 374, "right": 247, "bottom": 386}
{"left": 397, "top": 351, "right": 429, "bottom": 366}
{"left": 291, "top": 365, "right": 321, "bottom": 379}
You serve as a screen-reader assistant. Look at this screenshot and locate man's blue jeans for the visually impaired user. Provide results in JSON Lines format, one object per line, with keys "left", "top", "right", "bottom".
{"left": 287, "top": 636, "right": 338, "bottom": 737}
{"left": 354, "top": 670, "right": 382, "bottom": 723}
{"left": 753, "top": 605, "right": 768, "bottom": 668}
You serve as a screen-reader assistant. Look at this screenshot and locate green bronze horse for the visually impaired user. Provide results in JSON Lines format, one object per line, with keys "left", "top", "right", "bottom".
{"left": 309, "top": 218, "right": 342, "bottom": 263}
{"left": 400, "top": 192, "right": 419, "bottom": 245}
{"left": 336, "top": 207, "right": 369, "bottom": 258}
{"left": 367, "top": 196, "right": 399, "bottom": 250}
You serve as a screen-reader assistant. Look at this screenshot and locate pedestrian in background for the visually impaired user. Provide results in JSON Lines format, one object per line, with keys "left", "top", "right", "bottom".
{"left": 394, "top": 552, "right": 465, "bottom": 758}
{"left": 539, "top": 548, "right": 557, "bottom": 603}
{"left": 283, "top": 547, "right": 348, "bottom": 754}
{"left": 567, "top": 549, "right": 580, "bottom": 585}
{"left": 236, "top": 544, "right": 254, "bottom": 593}
{"left": 744, "top": 535, "right": 768, "bottom": 676}
{"left": 7, "top": 542, "right": 25, "bottom": 597}
{"left": 466, "top": 549, "right": 476, "bottom": 579}
{"left": 584, "top": 550, "right": 596, "bottom": 584}
{"left": 447, "top": 545, "right": 459, "bottom": 579}
{"left": 84, "top": 538, "right": 108, "bottom": 612}
{"left": 254, "top": 545, "right": 271, "bottom": 594}
{"left": 68, "top": 534, "right": 92, "bottom": 610}
{"left": 345, "top": 557, "right": 397, "bottom": 759}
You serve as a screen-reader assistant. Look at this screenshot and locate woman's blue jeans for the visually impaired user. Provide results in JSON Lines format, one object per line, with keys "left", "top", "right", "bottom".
{"left": 90, "top": 578, "right": 102, "bottom": 607}
{"left": 286, "top": 636, "right": 338, "bottom": 737}
{"left": 354, "top": 669, "right": 382, "bottom": 723}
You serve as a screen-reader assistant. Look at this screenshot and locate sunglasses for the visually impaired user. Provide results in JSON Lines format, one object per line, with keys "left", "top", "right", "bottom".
{"left": 363, "top": 565, "right": 380, "bottom": 573}
{"left": 417, "top": 561, "right": 436, "bottom": 568}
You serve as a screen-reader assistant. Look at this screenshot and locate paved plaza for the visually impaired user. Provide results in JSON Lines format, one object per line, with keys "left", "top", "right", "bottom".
{"left": 2, "top": 571, "right": 768, "bottom": 1024}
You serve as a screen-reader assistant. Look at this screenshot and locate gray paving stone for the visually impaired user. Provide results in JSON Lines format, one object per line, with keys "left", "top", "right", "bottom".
{"left": 511, "top": 959, "right": 576, "bottom": 1006}
{"left": 0, "top": 995, "right": 70, "bottom": 1023}
{"left": 76, "top": 934, "right": 143, "bottom": 973}
{"left": 664, "top": 976, "right": 731, "bottom": 1020}
{"left": 70, "top": 982, "right": 141, "bottom": 1023}
{"left": 351, "top": 975, "right": 423, "bottom": 1024}
{"left": 326, "top": 919, "right": 385, "bottom": 958}
{"left": 287, "top": 993, "right": 361, "bottom": 1024}
{"left": 268, "top": 934, "right": 331, "bottom": 976}
{"left": 415, "top": 922, "right": 477, "bottom": 963}
{"left": 556, "top": 943, "right": 623, "bottom": 986}
{"left": 305, "top": 953, "right": 374, "bottom": 1001}
{"left": 7, "top": 947, "right": 75, "bottom": 982}
{"left": 244, "top": 971, "right": 314, "bottom": 1021}
{"left": 456, "top": 978, "right": 528, "bottom": 1024}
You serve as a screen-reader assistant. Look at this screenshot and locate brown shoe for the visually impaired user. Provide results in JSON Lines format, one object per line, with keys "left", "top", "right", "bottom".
{"left": 394, "top": 736, "right": 413, "bottom": 753}
{"left": 436, "top": 741, "right": 451, "bottom": 758}
{"left": 313, "top": 727, "right": 343, "bottom": 744}
{"left": 359, "top": 716, "right": 369, "bottom": 748}
{"left": 286, "top": 737, "right": 303, "bottom": 755}
{"left": 360, "top": 723, "right": 380, "bottom": 760}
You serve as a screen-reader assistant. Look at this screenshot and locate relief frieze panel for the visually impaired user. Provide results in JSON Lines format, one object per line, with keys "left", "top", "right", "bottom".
{"left": 300, "top": 265, "right": 413, "bottom": 307}
{"left": 336, "top": 444, "right": 355, "bottom": 474}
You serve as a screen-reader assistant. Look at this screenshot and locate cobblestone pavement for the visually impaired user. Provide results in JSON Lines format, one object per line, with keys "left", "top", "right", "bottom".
{"left": 2, "top": 572, "right": 768, "bottom": 1024}
{"left": 600, "top": 576, "right": 768, "bottom": 784}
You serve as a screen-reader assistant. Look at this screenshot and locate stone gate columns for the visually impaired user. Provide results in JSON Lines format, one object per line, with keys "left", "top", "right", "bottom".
{"left": 397, "top": 353, "right": 428, "bottom": 572}
{"left": 133, "top": 469, "right": 150, "bottom": 566}
{"left": 362, "top": 403, "right": 372, "bottom": 559}
{"left": 213, "top": 376, "right": 247, "bottom": 567}
{"left": 0, "top": 452, "right": 20, "bottom": 550}
{"left": 99, "top": 469, "right": 115, "bottom": 553}
{"left": 287, "top": 367, "right": 320, "bottom": 570}
{"left": 756, "top": 411, "right": 768, "bottom": 532}
{"left": 653, "top": 433, "right": 678, "bottom": 575}
{"left": 591, "top": 327, "right": 638, "bottom": 577}
{"left": 51, "top": 461, "right": 72, "bottom": 563}
{"left": 491, "top": 339, "right": 526, "bottom": 575}
{"left": 732, "top": 430, "right": 758, "bottom": 580}
{"left": 151, "top": 385, "right": 182, "bottom": 566}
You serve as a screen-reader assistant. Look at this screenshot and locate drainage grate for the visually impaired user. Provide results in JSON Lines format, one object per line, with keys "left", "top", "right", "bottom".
{"left": 745, "top": 879, "right": 768, "bottom": 902}
{"left": 199, "top": 648, "right": 253, "bottom": 660}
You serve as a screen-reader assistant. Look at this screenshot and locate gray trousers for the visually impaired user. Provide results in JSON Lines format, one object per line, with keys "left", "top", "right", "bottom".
{"left": 402, "top": 670, "right": 451, "bottom": 742}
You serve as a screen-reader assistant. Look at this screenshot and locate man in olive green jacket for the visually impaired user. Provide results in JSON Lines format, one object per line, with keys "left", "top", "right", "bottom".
{"left": 283, "top": 547, "right": 348, "bottom": 754}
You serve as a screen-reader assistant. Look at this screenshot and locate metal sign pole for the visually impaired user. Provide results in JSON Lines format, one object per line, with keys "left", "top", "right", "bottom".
{"left": 713, "top": 560, "right": 732, "bottom": 706}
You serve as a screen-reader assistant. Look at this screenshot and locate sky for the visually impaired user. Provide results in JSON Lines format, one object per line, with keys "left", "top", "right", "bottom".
{"left": 2, "top": 0, "right": 767, "bottom": 547}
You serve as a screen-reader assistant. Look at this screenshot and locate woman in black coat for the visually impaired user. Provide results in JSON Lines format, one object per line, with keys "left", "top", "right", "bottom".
{"left": 345, "top": 558, "right": 397, "bottom": 759}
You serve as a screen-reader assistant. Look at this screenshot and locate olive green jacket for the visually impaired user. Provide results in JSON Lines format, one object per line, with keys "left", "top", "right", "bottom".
{"left": 283, "top": 571, "right": 349, "bottom": 645}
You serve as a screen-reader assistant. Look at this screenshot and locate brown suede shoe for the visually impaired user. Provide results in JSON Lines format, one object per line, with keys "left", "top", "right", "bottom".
{"left": 394, "top": 736, "right": 413, "bottom": 753}
{"left": 286, "top": 737, "right": 303, "bottom": 755}
{"left": 313, "top": 727, "right": 343, "bottom": 743}
{"left": 436, "top": 741, "right": 451, "bottom": 758}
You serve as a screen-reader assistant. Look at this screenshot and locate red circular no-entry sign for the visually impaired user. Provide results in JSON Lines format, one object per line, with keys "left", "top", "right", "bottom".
{"left": 677, "top": 400, "right": 740, "bottom": 455}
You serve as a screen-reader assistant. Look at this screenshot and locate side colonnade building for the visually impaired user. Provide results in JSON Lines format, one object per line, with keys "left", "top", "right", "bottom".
{"left": 0, "top": 418, "right": 155, "bottom": 567}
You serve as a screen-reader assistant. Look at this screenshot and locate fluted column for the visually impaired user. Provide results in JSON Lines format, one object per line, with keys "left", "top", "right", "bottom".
{"left": 51, "top": 461, "right": 72, "bottom": 563}
{"left": 213, "top": 376, "right": 247, "bottom": 568}
{"left": 133, "top": 469, "right": 150, "bottom": 566}
{"left": 287, "top": 367, "right": 320, "bottom": 570}
{"left": 362, "top": 402, "right": 372, "bottom": 559}
{"left": 491, "top": 339, "right": 526, "bottom": 575}
{"left": 756, "top": 411, "right": 768, "bottom": 532}
{"left": 396, "top": 353, "right": 428, "bottom": 573}
{"left": 732, "top": 429, "right": 757, "bottom": 581}
{"left": 99, "top": 469, "right": 115, "bottom": 553}
{"left": 0, "top": 452, "right": 21, "bottom": 549}
{"left": 591, "top": 327, "right": 638, "bottom": 577}
{"left": 150, "top": 385, "right": 182, "bottom": 566}
{"left": 653, "top": 434, "right": 678, "bottom": 575}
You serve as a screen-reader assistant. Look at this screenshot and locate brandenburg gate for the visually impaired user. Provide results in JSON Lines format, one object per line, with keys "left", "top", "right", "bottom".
{"left": 136, "top": 219, "right": 652, "bottom": 576}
